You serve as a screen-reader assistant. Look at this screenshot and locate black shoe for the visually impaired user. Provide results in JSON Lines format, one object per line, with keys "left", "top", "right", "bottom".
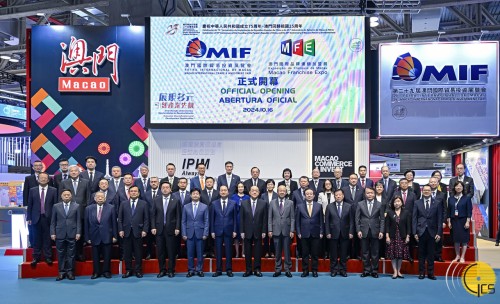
{"left": 331, "top": 272, "right": 337, "bottom": 277}
{"left": 104, "top": 272, "right": 112, "bottom": 279}
{"left": 312, "top": 271, "right": 318, "bottom": 277}
{"left": 301, "top": 271, "right": 309, "bottom": 277}
{"left": 428, "top": 275, "right": 436, "bottom": 280}
{"left": 243, "top": 272, "right": 252, "bottom": 277}
{"left": 360, "top": 272, "right": 370, "bottom": 277}
{"left": 46, "top": 258, "right": 53, "bottom": 265}
{"left": 397, "top": 275, "right": 404, "bottom": 279}
{"left": 197, "top": 271, "right": 204, "bottom": 277}
{"left": 392, "top": 275, "right": 397, "bottom": 279}
{"left": 273, "top": 272, "right": 281, "bottom": 277}
{"left": 371, "top": 273, "right": 379, "bottom": 278}
{"left": 340, "top": 271, "right": 347, "bottom": 277}
{"left": 91, "top": 273, "right": 100, "bottom": 279}
{"left": 495, "top": 242, "right": 499, "bottom": 246}
{"left": 418, "top": 274, "right": 425, "bottom": 280}
{"left": 157, "top": 271, "right": 167, "bottom": 278}
{"left": 136, "top": 272, "right": 143, "bottom": 278}
{"left": 122, "top": 271, "right": 132, "bottom": 278}
{"left": 227, "top": 271, "right": 233, "bottom": 277}
{"left": 212, "top": 272, "right": 222, "bottom": 277}
{"left": 145, "top": 254, "right": 151, "bottom": 260}
{"left": 254, "top": 271, "right": 262, "bottom": 277}
{"left": 408, "top": 257, "right": 414, "bottom": 263}
{"left": 67, "top": 273, "right": 75, "bottom": 280}
{"left": 285, "top": 272, "right": 292, "bottom": 278}
{"left": 186, "top": 272, "right": 194, "bottom": 278}
{"left": 168, "top": 272, "right": 174, "bottom": 278}
{"left": 30, "top": 259, "right": 39, "bottom": 267}
{"left": 56, "top": 274, "right": 65, "bottom": 281}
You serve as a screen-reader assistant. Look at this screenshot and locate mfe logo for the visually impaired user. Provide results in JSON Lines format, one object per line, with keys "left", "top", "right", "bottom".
{"left": 281, "top": 39, "right": 315, "bottom": 57}
{"left": 185, "top": 37, "right": 251, "bottom": 59}
{"left": 392, "top": 52, "right": 488, "bottom": 83}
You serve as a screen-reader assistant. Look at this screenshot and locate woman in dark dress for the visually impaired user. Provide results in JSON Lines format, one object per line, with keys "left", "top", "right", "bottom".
{"left": 385, "top": 196, "right": 411, "bottom": 279}
{"left": 375, "top": 181, "right": 389, "bottom": 258}
{"left": 447, "top": 181, "right": 472, "bottom": 263}
{"left": 230, "top": 182, "right": 250, "bottom": 258}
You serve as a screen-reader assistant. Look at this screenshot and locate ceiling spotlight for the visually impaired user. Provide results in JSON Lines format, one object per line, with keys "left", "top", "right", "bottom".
{"left": 121, "top": 13, "right": 132, "bottom": 26}
{"left": 395, "top": 32, "right": 404, "bottom": 43}
{"left": 440, "top": 150, "right": 447, "bottom": 158}
{"left": 479, "top": 30, "right": 489, "bottom": 42}
{"left": 436, "top": 31, "right": 445, "bottom": 42}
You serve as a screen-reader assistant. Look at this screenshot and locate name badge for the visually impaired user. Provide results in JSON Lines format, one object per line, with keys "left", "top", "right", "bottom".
{"left": 454, "top": 209, "right": 459, "bottom": 217}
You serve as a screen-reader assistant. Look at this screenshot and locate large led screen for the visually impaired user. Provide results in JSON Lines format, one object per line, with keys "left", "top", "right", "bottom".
{"left": 147, "top": 16, "right": 366, "bottom": 127}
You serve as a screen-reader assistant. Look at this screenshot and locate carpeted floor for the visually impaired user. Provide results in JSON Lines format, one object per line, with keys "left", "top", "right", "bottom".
{"left": 1, "top": 250, "right": 498, "bottom": 304}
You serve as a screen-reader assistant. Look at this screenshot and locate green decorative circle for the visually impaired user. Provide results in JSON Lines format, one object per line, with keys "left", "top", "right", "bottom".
{"left": 128, "top": 141, "right": 145, "bottom": 157}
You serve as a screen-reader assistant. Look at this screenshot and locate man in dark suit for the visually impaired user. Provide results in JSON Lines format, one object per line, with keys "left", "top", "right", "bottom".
{"left": 278, "top": 168, "right": 298, "bottom": 200}
{"left": 27, "top": 172, "right": 58, "bottom": 266}
{"left": 332, "top": 167, "right": 348, "bottom": 192}
{"left": 449, "top": 163, "right": 474, "bottom": 197}
{"left": 23, "top": 160, "right": 47, "bottom": 247}
{"left": 268, "top": 185, "right": 295, "bottom": 278}
{"left": 182, "top": 188, "right": 209, "bottom": 277}
{"left": 143, "top": 176, "right": 160, "bottom": 260}
{"left": 91, "top": 178, "right": 119, "bottom": 207}
{"left": 217, "top": 161, "right": 240, "bottom": 196}
{"left": 296, "top": 188, "right": 324, "bottom": 277}
{"left": 210, "top": 185, "right": 237, "bottom": 277}
{"left": 190, "top": 163, "right": 208, "bottom": 192}
{"left": 240, "top": 185, "right": 267, "bottom": 277}
{"left": 356, "top": 187, "right": 385, "bottom": 278}
{"left": 117, "top": 173, "right": 137, "bottom": 202}
{"left": 108, "top": 166, "right": 124, "bottom": 195}
{"left": 50, "top": 189, "right": 81, "bottom": 281}
{"left": 309, "top": 167, "right": 325, "bottom": 201}
{"left": 172, "top": 177, "right": 191, "bottom": 205}
{"left": 261, "top": 179, "right": 277, "bottom": 258}
{"left": 118, "top": 185, "right": 149, "bottom": 278}
{"left": 341, "top": 173, "right": 364, "bottom": 261}
{"left": 60, "top": 165, "right": 91, "bottom": 261}
{"left": 380, "top": 165, "right": 397, "bottom": 200}
{"left": 292, "top": 176, "right": 310, "bottom": 258}
{"left": 243, "top": 166, "right": 266, "bottom": 194}
{"left": 394, "top": 178, "right": 417, "bottom": 262}
{"left": 151, "top": 181, "right": 181, "bottom": 278}
{"left": 429, "top": 177, "right": 447, "bottom": 262}
{"left": 404, "top": 169, "right": 421, "bottom": 200}
{"left": 159, "top": 163, "right": 180, "bottom": 193}
{"left": 413, "top": 184, "right": 443, "bottom": 280}
{"left": 134, "top": 165, "right": 151, "bottom": 199}
{"left": 85, "top": 191, "right": 117, "bottom": 279}
{"left": 325, "top": 188, "right": 354, "bottom": 277}
{"left": 357, "top": 165, "right": 374, "bottom": 189}
{"left": 53, "top": 158, "right": 70, "bottom": 192}
{"left": 80, "top": 156, "right": 104, "bottom": 194}
{"left": 201, "top": 177, "right": 219, "bottom": 258}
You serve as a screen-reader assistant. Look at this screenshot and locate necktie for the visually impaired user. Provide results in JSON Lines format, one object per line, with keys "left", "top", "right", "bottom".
{"left": 403, "top": 191, "right": 407, "bottom": 204}
{"left": 200, "top": 178, "right": 205, "bottom": 190}
{"left": 314, "top": 180, "right": 318, "bottom": 188}
{"left": 181, "top": 191, "right": 185, "bottom": 204}
{"left": 40, "top": 187, "right": 45, "bottom": 214}
{"left": 73, "top": 179, "right": 78, "bottom": 194}
{"left": 351, "top": 187, "right": 355, "bottom": 200}
{"left": 425, "top": 200, "right": 429, "bottom": 211}
{"left": 193, "top": 203, "right": 198, "bottom": 216}
{"left": 301, "top": 190, "right": 305, "bottom": 200}
{"left": 89, "top": 172, "right": 93, "bottom": 183}
{"left": 153, "top": 190, "right": 157, "bottom": 198}
{"left": 253, "top": 179, "right": 257, "bottom": 186}
{"left": 252, "top": 201, "right": 256, "bottom": 216}
{"left": 126, "top": 188, "right": 130, "bottom": 200}
{"left": 337, "top": 181, "right": 341, "bottom": 189}
{"left": 337, "top": 203, "right": 341, "bottom": 216}
{"left": 169, "top": 177, "right": 173, "bottom": 185}
{"left": 115, "top": 180, "right": 119, "bottom": 190}
{"left": 308, "top": 203, "right": 313, "bottom": 217}
{"left": 361, "top": 179, "right": 365, "bottom": 188}
{"left": 227, "top": 175, "right": 231, "bottom": 185}
{"left": 384, "top": 179, "right": 388, "bottom": 191}
{"left": 208, "top": 191, "right": 212, "bottom": 202}
{"left": 279, "top": 199, "right": 284, "bottom": 213}
{"left": 131, "top": 200, "right": 136, "bottom": 215}
{"left": 64, "top": 203, "right": 69, "bottom": 215}
{"left": 368, "top": 201, "right": 372, "bottom": 216}
{"left": 222, "top": 200, "right": 226, "bottom": 213}
{"left": 163, "top": 197, "right": 168, "bottom": 224}
{"left": 36, "top": 174, "right": 39, "bottom": 181}
{"left": 63, "top": 173, "right": 67, "bottom": 180}
{"left": 432, "top": 191, "right": 436, "bottom": 199}
{"left": 143, "top": 178, "right": 147, "bottom": 189}
{"left": 97, "top": 205, "right": 102, "bottom": 223}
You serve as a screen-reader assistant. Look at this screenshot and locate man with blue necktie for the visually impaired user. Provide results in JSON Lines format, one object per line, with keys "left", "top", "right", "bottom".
{"left": 380, "top": 166, "right": 397, "bottom": 200}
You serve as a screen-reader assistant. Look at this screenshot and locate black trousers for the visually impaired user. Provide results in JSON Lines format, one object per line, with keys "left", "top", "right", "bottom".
{"left": 156, "top": 231, "right": 177, "bottom": 273}
{"left": 263, "top": 234, "right": 275, "bottom": 255}
{"left": 92, "top": 243, "right": 112, "bottom": 275}
{"left": 244, "top": 237, "right": 262, "bottom": 272}
{"left": 360, "top": 234, "right": 380, "bottom": 273}
{"left": 434, "top": 237, "right": 443, "bottom": 260}
{"left": 330, "top": 238, "right": 350, "bottom": 272}
{"left": 145, "top": 232, "right": 155, "bottom": 257}
{"left": 123, "top": 234, "right": 143, "bottom": 273}
{"left": 215, "top": 235, "right": 233, "bottom": 272}
{"left": 301, "top": 237, "right": 321, "bottom": 272}
{"left": 418, "top": 230, "right": 436, "bottom": 275}
{"left": 32, "top": 215, "right": 52, "bottom": 260}
{"left": 75, "top": 218, "right": 85, "bottom": 259}
{"left": 204, "top": 236, "right": 214, "bottom": 255}
{"left": 55, "top": 238, "right": 75, "bottom": 274}
{"left": 351, "top": 237, "right": 361, "bottom": 259}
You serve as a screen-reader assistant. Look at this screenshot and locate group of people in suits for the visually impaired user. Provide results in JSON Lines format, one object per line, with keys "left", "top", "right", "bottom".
{"left": 24, "top": 158, "right": 475, "bottom": 281}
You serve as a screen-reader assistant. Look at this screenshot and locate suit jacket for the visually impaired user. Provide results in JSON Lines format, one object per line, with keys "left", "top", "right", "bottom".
{"left": 447, "top": 195, "right": 473, "bottom": 219}
{"left": 278, "top": 179, "right": 298, "bottom": 199}
{"left": 159, "top": 176, "right": 180, "bottom": 193}
{"left": 217, "top": 174, "right": 241, "bottom": 196}
{"left": 260, "top": 191, "right": 278, "bottom": 205}
{"left": 393, "top": 190, "right": 417, "bottom": 219}
{"left": 80, "top": 170, "right": 104, "bottom": 194}
{"left": 118, "top": 199, "right": 150, "bottom": 238}
{"left": 432, "top": 190, "right": 447, "bottom": 224}
{"left": 331, "top": 179, "right": 348, "bottom": 191}
{"left": 22, "top": 174, "right": 39, "bottom": 206}
{"left": 325, "top": 201, "right": 354, "bottom": 239}
{"left": 27, "top": 186, "right": 58, "bottom": 224}
{"left": 151, "top": 195, "right": 182, "bottom": 236}
{"left": 53, "top": 173, "right": 70, "bottom": 192}
{"left": 379, "top": 178, "right": 397, "bottom": 199}
{"left": 268, "top": 198, "right": 295, "bottom": 236}
{"left": 190, "top": 176, "right": 207, "bottom": 192}
{"left": 210, "top": 199, "right": 238, "bottom": 237}
{"left": 84, "top": 203, "right": 117, "bottom": 245}
{"left": 342, "top": 185, "right": 365, "bottom": 206}
{"left": 385, "top": 209, "right": 411, "bottom": 240}
{"left": 449, "top": 176, "right": 474, "bottom": 197}
{"left": 240, "top": 198, "right": 268, "bottom": 239}
{"left": 134, "top": 177, "right": 152, "bottom": 198}
{"left": 108, "top": 177, "right": 124, "bottom": 196}
{"left": 201, "top": 188, "right": 220, "bottom": 207}
{"left": 412, "top": 197, "right": 443, "bottom": 238}
{"left": 357, "top": 177, "right": 374, "bottom": 189}
{"left": 409, "top": 182, "right": 421, "bottom": 200}
{"left": 50, "top": 201, "right": 81, "bottom": 239}
{"left": 91, "top": 190, "right": 119, "bottom": 207}
{"left": 59, "top": 178, "right": 91, "bottom": 219}
{"left": 172, "top": 190, "right": 191, "bottom": 205}
{"left": 182, "top": 202, "right": 209, "bottom": 239}
{"left": 438, "top": 182, "right": 448, "bottom": 200}
{"left": 143, "top": 189, "right": 160, "bottom": 213}
{"left": 296, "top": 201, "right": 324, "bottom": 238}
{"left": 243, "top": 178, "right": 266, "bottom": 194}
{"left": 355, "top": 200, "right": 385, "bottom": 238}
{"left": 309, "top": 179, "right": 325, "bottom": 200}
{"left": 291, "top": 188, "right": 306, "bottom": 208}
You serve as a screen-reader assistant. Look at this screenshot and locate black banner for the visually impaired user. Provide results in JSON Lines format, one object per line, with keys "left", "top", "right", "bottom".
{"left": 312, "top": 129, "right": 355, "bottom": 178}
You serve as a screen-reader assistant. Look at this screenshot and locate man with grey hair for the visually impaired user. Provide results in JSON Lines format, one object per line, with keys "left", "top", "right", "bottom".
{"left": 135, "top": 165, "right": 151, "bottom": 198}
{"left": 332, "top": 167, "right": 348, "bottom": 191}
{"left": 380, "top": 165, "right": 397, "bottom": 199}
